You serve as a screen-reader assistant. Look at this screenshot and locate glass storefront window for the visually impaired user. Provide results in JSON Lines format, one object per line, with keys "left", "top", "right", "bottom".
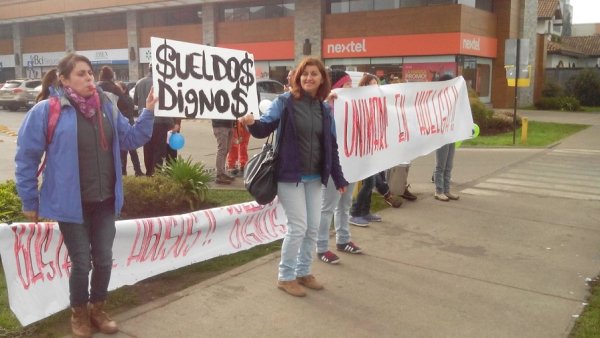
{"left": 23, "top": 19, "right": 64, "bottom": 36}
{"left": 141, "top": 5, "right": 202, "bottom": 27}
{"left": 220, "top": 1, "right": 294, "bottom": 22}
{"left": 328, "top": 0, "right": 490, "bottom": 13}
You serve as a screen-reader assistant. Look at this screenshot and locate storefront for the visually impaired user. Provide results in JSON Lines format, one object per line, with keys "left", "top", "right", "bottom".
{"left": 322, "top": 32, "right": 497, "bottom": 103}
{"left": 79, "top": 49, "right": 130, "bottom": 81}
{"left": 217, "top": 40, "right": 295, "bottom": 85}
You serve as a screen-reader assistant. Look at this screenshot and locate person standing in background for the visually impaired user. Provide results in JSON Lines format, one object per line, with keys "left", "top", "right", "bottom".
{"left": 116, "top": 81, "right": 144, "bottom": 176}
{"left": 433, "top": 74, "right": 460, "bottom": 201}
{"left": 227, "top": 121, "right": 250, "bottom": 177}
{"left": 134, "top": 64, "right": 175, "bottom": 176}
{"left": 316, "top": 70, "right": 362, "bottom": 265}
{"left": 212, "top": 118, "right": 235, "bottom": 184}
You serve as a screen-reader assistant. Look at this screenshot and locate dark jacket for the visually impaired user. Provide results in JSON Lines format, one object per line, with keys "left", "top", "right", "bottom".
{"left": 247, "top": 92, "right": 348, "bottom": 189}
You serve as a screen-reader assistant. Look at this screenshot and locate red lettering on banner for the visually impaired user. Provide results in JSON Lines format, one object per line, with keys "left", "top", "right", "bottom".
{"left": 229, "top": 208, "right": 286, "bottom": 249}
{"left": 10, "top": 223, "right": 69, "bottom": 289}
{"left": 343, "top": 96, "right": 388, "bottom": 158}
{"left": 127, "top": 213, "right": 202, "bottom": 265}
{"left": 415, "top": 85, "right": 459, "bottom": 135}
{"left": 394, "top": 94, "right": 409, "bottom": 143}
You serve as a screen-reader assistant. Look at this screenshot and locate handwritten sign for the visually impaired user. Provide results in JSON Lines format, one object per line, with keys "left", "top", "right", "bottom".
{"left": 0, "top": 199, "right": 286, "bottom": 326}
{"left": 151, "top": 37, "right": 259, "bottom": 119}
{"left": 334, "top": 76, "right": 473, "bottom": 182}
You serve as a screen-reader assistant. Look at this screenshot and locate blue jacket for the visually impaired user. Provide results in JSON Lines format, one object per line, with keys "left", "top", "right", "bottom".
{"left": 15, "top": 88, "right": 154, "bottom": 223}
{"left": 248, "top": 92, "right": 348, "bottom": 189}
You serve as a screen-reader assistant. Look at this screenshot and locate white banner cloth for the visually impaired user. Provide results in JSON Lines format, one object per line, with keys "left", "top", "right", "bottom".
{"left": 0, "top": 200, "right": 286, "bottom": 326}
{"left": 333, "top": 76, "right": 473, "bottom": 182}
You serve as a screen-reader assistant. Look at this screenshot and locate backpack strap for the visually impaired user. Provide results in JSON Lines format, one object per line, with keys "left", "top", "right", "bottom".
{"left": 36, "top": 96, "right": 61, "bottom": 177}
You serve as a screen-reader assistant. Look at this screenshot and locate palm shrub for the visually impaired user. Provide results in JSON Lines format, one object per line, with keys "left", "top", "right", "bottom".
{"left": 158, "top": 156, "right": 214, "bottom": 210}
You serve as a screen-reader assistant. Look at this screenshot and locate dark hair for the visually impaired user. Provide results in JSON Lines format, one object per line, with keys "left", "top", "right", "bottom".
{"left": 358, "top": 73, "right": 379, "bottom": 87}
{"left": 116, "top": 81, "right": 127, "bottom": 92}
{"left": 290, "top": 57, "right": 330, "bottom": 101}
{"left": 99, "top": 66, "right": 115, "bottom": 81}
{"left": 36, "top": 69, "right": 58, "bottom": 102}
{"left": 57, "top": 53, "right": 93, "bottom": 84}
{"left": 329, "top": 69, "right": 349, "bottom": 88}
{"left": 438, "top": 74, "right": 453, "bottom": 81}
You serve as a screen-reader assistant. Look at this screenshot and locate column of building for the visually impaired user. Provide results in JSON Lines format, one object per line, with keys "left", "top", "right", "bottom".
{"left": 294, "top": 0, "right": 325, "bottom": 63}
{"left": 127, "top": 11, "right": 140, "bottom": 81}
{"left": 12, "top": 23, "right": 23, "bottom": 78}
{"left": 201, "top": 3, "right": 216, "bottom": 47}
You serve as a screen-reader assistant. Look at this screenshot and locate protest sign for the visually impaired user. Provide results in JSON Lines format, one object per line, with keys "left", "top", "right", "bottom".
{"left": 151, "top": 37, "right": 259, "bottom": 119}
{"left": 333, "top": 76, "right": 473, "bottom": 182}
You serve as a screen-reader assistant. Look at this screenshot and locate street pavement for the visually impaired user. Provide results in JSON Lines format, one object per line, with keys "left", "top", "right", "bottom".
{"left": 1, "top": 108, "right": 600, "bottom": 337}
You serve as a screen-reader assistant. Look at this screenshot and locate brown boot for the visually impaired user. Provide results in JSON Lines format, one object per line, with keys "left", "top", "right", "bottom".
{"left": 89, "top": 301, "right": 119, "bottom": 334}
{"left": 277, "top": 280, "right": 306, "bottom": 297}
{"left": 71, "top": 305, "right": 91, "bottom": 338}
{"left": 297, "top": 274, "right": 324, "bottom": 290}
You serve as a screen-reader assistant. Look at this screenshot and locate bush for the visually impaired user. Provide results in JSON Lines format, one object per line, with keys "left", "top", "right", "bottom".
{"left": 535, "top": 96, "right": 581, "bottom": 111}
{"left": 541, "top": 81, "right": 565, "bottom": 98}
{"left": 565, "top": 69, "right": 600, "bottom": 106}
{"left": 120, "top": 175, "right": 191, "bottom": 219}
{"left": 158, "top": 156, "right": 214, "bottom": 210}
{"left": 0, "top": 180, "right": 26, "bottom": 223}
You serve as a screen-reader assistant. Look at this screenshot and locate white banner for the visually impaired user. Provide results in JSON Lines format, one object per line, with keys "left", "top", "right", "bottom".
{"left": 333, "top": 76, "right": 473, "bottom": 182}
{"left": 0, "top": 199, "right": 286, "bottom": 326}
{"left": 151, "top": 37, "right": 259, "bottom": 120}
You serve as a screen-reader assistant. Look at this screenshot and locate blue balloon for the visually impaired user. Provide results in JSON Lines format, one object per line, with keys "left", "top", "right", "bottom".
{"left": 169, "top": 133, "right": 185, "bottom": 150}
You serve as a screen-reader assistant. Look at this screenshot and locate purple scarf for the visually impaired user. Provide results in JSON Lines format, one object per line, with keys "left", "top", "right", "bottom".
{"left": 64, "top": 86, "right": 100, "bottom": 119}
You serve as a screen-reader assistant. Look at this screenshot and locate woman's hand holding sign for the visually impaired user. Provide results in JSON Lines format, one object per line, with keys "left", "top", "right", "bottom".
{"left": 238, "top": 113, "right": 255, "bottom": 126}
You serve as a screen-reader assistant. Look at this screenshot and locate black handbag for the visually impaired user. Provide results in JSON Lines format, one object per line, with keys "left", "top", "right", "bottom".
{"left": 244, "top": 136, "right": 278, "bottom": 205}
{"left": 244, "top": 113, "right": 286, "bottom": 205}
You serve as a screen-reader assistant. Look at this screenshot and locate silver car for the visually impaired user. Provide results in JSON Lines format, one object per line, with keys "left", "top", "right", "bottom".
{"left": 0, "top": 79, "right": 42, "bottom": 111}
{"left": 256, "top": 79, "right": 285, "bottom": 102}
{"left": 25, "top": 84, "right": 42, "bottom": 109}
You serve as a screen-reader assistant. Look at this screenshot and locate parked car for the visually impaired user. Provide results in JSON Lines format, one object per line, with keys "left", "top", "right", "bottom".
{"left": 25, "top": 84, "right": 42, "bottom": 109}
{"left": 256, "top": 79, "right": 285, "bottom": 102}
{"left": 0, "top": 79, "right": 42, "bottom": 111}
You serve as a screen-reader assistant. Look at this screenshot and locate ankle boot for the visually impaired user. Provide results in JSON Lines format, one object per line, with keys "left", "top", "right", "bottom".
{"left": 89, "top": 301, "right": 119, "bottom": 334}
{"left": 71, "top": 305, "right": 91, "bottom": 338}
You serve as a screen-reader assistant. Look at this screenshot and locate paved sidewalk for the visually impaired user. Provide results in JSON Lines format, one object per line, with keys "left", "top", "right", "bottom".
{"left": 83, "top": 112, "right": 600, "bottom": 337}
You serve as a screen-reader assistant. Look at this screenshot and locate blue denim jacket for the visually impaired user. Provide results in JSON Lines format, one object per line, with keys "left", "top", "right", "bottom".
{"left": 15, "top": 88, "right": 154, "bottom": 223}
{"left": 248, "top": 92, "right": 348, "bottom": 190}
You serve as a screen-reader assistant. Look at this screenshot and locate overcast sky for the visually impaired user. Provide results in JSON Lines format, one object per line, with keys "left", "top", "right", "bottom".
{"left": 570, "top": 0, "right": 600, "bottom": 24}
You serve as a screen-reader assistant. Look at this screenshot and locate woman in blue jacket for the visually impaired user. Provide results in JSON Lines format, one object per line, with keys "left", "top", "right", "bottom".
{"left": 239, "top": 57, "right": 348, "bottom": 297}
{"left": 15, "top": 53, "right": 155, "bottom": 338}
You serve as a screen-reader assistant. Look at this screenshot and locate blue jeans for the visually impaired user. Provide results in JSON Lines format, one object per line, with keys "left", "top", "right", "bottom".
{"left": 277, "top": 178, "right": 322, "bottom": 281}
{"left": 434, "top": 143, "right": 456, "bottom": 193}
{"left": 58, "top": 198, "right": 116, "bottom": 307}
{"left": 351, "top": 175, "right": 376, "bottom": 217}
{"left": 317, "top": 180, "right": 356, "bottom": 253}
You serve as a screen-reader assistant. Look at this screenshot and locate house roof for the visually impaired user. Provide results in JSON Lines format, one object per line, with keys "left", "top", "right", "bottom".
{"left": 547, "top": 41, "right": 584, "bottom": 57}
{"left": 561, "top": 36, "right": 600, "bottom": 56}
{"left": 538, "top": 0, "right": 562, "bottom": 19}
{"left": 549, "top": 36, "right": 600, "bottom": 57}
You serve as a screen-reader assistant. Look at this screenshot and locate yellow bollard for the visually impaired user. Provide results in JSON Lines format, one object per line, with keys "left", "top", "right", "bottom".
{"left": 521, "top": 117, "right": 528, "bottom": 144}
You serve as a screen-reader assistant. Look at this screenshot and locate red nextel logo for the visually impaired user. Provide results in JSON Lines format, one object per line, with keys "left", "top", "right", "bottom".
{"left": 326, "top": 39, "right": 367, "bottom": 54}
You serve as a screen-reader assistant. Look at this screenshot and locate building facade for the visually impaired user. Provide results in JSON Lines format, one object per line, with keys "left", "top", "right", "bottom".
{"left": 0, "top": 0, "right": 539, "bottom": 108}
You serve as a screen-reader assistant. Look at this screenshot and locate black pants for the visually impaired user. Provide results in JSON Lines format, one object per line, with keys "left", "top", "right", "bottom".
{"left": 143, "top": 123, "right": 171, "bottom": 176}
